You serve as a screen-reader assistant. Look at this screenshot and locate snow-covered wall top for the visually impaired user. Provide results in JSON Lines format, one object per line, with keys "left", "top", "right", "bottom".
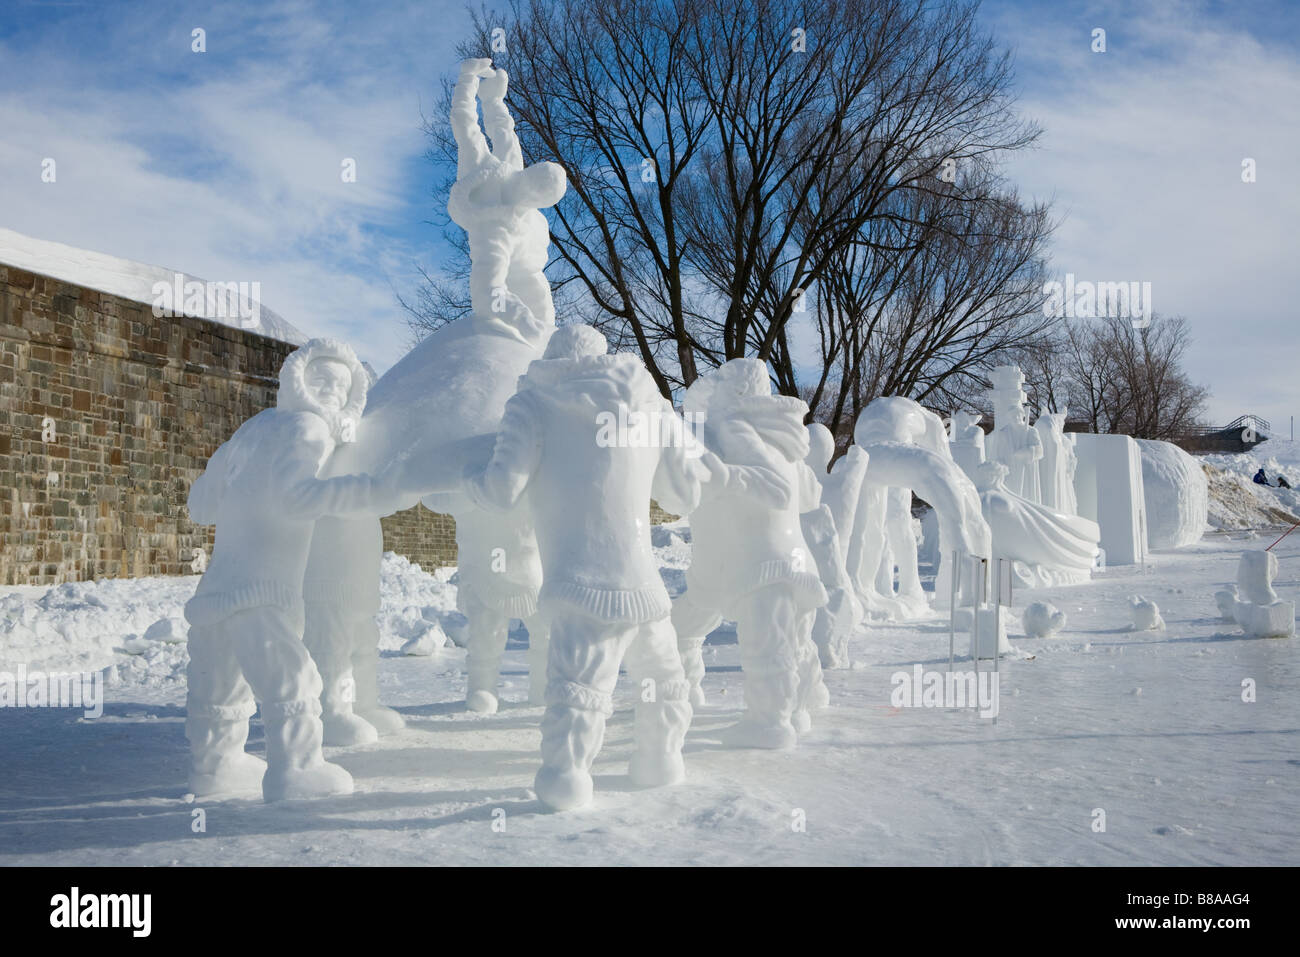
{"left": 0, "top": 226, "right": 307, "bottom": 346}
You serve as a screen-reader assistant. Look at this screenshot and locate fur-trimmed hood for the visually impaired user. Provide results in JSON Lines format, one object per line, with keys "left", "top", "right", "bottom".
{"left": 688, "top": 359, "right": 810, "bottom": 465}
{"left": 516, "top": 351, "right": 663, "bottom": 414}
{"left": 277, "top": 338, "right": 368, "bottom": 442}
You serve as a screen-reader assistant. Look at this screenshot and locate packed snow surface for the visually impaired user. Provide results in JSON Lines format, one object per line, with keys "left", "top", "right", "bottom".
{"left": 2, "top": 523, "right": 1297, "bottom": 866}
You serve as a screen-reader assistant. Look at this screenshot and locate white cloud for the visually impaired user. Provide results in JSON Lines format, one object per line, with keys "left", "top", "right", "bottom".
{"left": 992, "top": 0, "right": 1300, "bottom": 431}
{"left": 0, "top": 0, "right": 466, "bottom": 371}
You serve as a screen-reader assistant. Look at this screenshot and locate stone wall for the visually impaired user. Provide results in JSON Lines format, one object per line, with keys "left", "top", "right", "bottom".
{"left": 0, "top": 265, "right": 464, "bottom": 585}
{"left": 0, "top": 265, "right": 300, "bottom": 585}
{"left": 0, "top": 264, "right": 682, "bottom": 586}
{"left": 381, "top": 504, "right": 458, "bottom": 571}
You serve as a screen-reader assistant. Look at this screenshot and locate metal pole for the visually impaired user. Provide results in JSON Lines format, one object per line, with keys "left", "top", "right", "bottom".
{"left": 948, "top": 549, "right": 957, "bottom": 674}
{"left": 993, "top": 559, "right": 1002, "bottom": 726}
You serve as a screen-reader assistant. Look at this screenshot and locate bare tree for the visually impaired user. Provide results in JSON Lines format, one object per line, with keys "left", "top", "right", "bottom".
{"left": 412, "top": 0, "right": 1045, "bottom": 402}
{"left": 1039, "top": 314, "right": 1208, "bottom": 439}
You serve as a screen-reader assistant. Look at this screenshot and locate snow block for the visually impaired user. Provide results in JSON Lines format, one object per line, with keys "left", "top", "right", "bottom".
{"left": 1137, "top": 439, "right": 1208, "bottom": 549}
{"left": 1233, "top": 599, "right": 1295, "bottom": 639}
{"left": 969, "top": 604, "right": 1009, "bottom": 658}
{"left": 1072, "top": 433, "right": 1148, "bottom": 565}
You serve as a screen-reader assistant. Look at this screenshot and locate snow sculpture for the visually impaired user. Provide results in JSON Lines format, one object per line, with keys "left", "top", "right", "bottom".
{"left": 1224, "top": 550, "right": 1295, "bottom": 638}
{"left": 975, "top": 460, "right": 1100, "bottom": 587}
{"left": 185, "top": 338, "right": 424, "bottom": 801}
{"left": 1072, "top": 433, "right": 1148, "bottom": 565}
{"left": 454, "top": 508, "right": 548, "bottom": 713}
{"left": 1136, "top": 439, "right": 1208, "bottom": 549}
{"left": 849, "top": 396, "right": 990, "bottom": 619}
{"left": 803, "top": 424, "right": 864, "bottom": 669}
{"left": 450, "top": 58, "right": 566, "bottom": 331}
{"left": 1035, "top": 407, "right": 1078, "bottom": 515}
{"left": 1022, "top": 601, "right": 1066, "bottom": 638}
{"left": 301, "top": 57, "right": 563, "bottom": 735}
{"left": 1128, "top": 596, "right": 1164, "bottom": 631}
{"left": 464, "top": 325, "right": 711, "bottom": 811}
{"left": 985, "top": 366, "right": 1043, "bottom": 503}
{"left": 948, "top": 410, "right": 986, "bottom": 485}
{"left": 671, "top": 359, "right": 829, "bottom": 749}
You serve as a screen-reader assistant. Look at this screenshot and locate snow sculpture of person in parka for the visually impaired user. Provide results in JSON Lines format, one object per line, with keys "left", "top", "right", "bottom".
{"left": 803, "top": 423, "right": 865, "bottom": 669}
{"left": 671, "top": 359, "right": 830, "bottom": 749}
{"left": 464, "top": 325, "right": 711, "bottom": 811}
{"left": 454, "top": 507, "right": 549, "bottom": 712}
{"left": 185, "top": 338, "right": 420, "bottom": 802}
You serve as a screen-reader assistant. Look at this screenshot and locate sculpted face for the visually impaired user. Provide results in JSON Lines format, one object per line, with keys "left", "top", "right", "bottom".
{"left": 306, "top": 358, "right": 352, "bottom": 413}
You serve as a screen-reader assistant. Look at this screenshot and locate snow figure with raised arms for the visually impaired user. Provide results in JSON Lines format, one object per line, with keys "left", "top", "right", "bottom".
{"left": 301, "top": 56, "right": 559, "bottom": 732}
{"left": 671, "top": 359, "right": 830, "bottom": 749}
{"left": 803, "top": 423, "right": 865, "bottom": 669}
{"left": 464, "top": 325, "right": 710, "bottom": 811}
{"left": 449, "top": 57, "right": 564, "bottom": 331}
{"left": 185, "top": 339, "right": 423, "bottom": 802}
{"left": 985, "top": 365, "right": 1043, "bottom": 503}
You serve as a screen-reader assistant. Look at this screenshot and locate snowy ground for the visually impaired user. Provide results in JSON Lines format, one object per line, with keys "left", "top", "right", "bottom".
{"left": 2, "top": 514, "right": 1297, "bottom": 866}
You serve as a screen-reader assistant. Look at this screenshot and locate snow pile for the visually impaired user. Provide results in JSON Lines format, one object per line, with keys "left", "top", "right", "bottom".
{"left": 0, "top": 553, "right": 463, "bottom": 683}
{"left": 373, "top": 553, "right": 459, "bottom": 653}
{"left": 1137, "top": 439, "right": 1208, "bottom": 548}
{"left": 1022, "top": 600, "right": 1066, "bottom": 637}
{"left": 1201, "top": 438, "right": 1300, "bottom": 530}
{"left": 0, "top": 226, "right": 307, "bottom": 345}
{"left": 1128, "top": 595, "right": 1164, "bottom": 631}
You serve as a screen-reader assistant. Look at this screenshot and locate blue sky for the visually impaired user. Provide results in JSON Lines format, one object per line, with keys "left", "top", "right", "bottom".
{"left": 2, "top": 0, "right": 1298, "bottom": 431}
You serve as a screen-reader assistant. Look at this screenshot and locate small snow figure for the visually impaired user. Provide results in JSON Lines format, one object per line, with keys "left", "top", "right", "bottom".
{"left": 448, "top": 57, "right": 566, "bottom": 332}
{"left": 1253, "top": 467, "right": 1271, "bottom": 486}
{"left": 1214, "top": 585, "right": 1239, "bottom": 622}
{"left": 802, "top": 423, "right": 865, "bottom": 669}
{"left": 1022, "top": 601, "right": 1066, "bottom": 638}
{"left": 184, "top": 339, "right": 421, "bottom": 802}
{"left": 672, "top": 359, "right": 830, "bottom": 749}
{"left": 1278, "top": 475, "right": 1292, "bottom": 489}
{"left": 1128, "top": 595, "right": 1165, "bottom": 631}
{"left": 1229, "top": 549, "right": 1295, "bottom": 638}
{"left": 464, "top": 325, "right": 710, "bottom": 811}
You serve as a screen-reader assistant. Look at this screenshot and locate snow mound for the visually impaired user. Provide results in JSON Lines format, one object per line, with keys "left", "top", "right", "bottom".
{"left": 1198, "top": 438, "right": 1300, "bottom": 529}
{"left": 1022, "top": 601, "right": 1066, "bottom": 637}
{"left": 0, "top": 226, "right": 307, "bottom": 346}
{"left": 1137, "top": 439, "right": 1208, "bottom": 548}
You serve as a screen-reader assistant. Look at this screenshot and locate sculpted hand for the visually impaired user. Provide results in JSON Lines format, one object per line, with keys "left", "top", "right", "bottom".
{"left": 478, "top": 67, "right": 508, "bottom": 101}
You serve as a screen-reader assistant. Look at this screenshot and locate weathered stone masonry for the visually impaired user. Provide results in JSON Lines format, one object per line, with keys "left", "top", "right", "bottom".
{"left": 0, "top": 265, "right": 456, "bottom": 586}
